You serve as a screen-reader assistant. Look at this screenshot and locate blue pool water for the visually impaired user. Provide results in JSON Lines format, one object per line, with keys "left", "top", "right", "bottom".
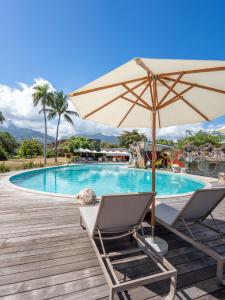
{"left": 10, "top": 164, "right": 205, "bottom": 197}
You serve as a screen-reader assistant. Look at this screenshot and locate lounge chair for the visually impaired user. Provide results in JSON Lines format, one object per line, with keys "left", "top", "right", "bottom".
{"left": 79, "top": 193, "right": 177, "bottom": 300}
{"left": 155, "top": 188, "right": 225, "bottom": 285}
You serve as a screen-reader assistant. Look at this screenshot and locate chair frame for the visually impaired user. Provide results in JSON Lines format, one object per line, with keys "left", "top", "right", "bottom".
{"left": 156, "top": 188, "right": 225, "bottom": 286}
{"left": 80, "top": 213, "right": 177, "bottom": 300}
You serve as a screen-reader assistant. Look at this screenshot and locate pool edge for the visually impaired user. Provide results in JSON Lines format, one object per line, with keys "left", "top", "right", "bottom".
{"left": 5, "top": 163, "right": 216, "bottom": 200}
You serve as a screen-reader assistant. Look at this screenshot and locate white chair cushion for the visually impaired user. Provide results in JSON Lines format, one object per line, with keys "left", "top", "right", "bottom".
{"left": 155, "top": 201, "right": 180, "bottom": 226}
{"left": 79, "top": 206, "right": 99, "bottom": 236}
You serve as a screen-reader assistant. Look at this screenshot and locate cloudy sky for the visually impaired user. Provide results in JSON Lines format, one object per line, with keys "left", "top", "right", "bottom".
{"left": 1, "top": 1, "right": 225, "bottom": 139}
{"left": 0, "top": 77, "right": 224, "bottom": 140}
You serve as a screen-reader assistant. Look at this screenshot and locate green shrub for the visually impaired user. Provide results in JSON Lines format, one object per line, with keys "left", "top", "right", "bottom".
{"left": 0, "top": 132, "right": 19, "bottom": 157}
{"left": 20, "top": 161, "right": 35, "bottom": 169}
{"left": 0, "top": 147, "right": 8, "bottom": 161}
{"left": 19, "top": 161, "right": 45, "bottom": 170}
{"left": 46, "top": 149, "right": 55, "bottom": 158}
{"left": 0, "top": 163, "right": 10, "bottom": 173}
{"left": 18, "top": 139, "right": 42, "bottom": 158}
{"left": 35, "top": 162, "right": 44, "bottom": 168}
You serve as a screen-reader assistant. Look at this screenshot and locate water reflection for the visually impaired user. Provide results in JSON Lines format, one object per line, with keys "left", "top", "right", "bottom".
{"left": 11, "top": 164, "right": 205, "bottom": 197}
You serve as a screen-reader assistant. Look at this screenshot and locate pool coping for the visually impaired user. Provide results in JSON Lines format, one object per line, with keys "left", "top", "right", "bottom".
{"left": 3, "top": 163, "right": 216, "bottom": 200}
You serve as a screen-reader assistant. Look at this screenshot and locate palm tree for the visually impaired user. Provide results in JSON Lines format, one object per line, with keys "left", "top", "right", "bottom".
{"left": 47, "top": 91, "right": 78, "bottom": 162}
{"left": 32, "top": 84, "right": 54, "bottom": 165}
{"left": 0, "top": 111, "right": 5, "bottom": 124}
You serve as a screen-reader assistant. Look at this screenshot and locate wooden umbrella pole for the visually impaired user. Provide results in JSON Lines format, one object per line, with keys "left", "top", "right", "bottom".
{"left": 135, "top": 58, "right": 158, "bottom": 241}
{"left": 151, "top": 108, "right": 156, "bottom": 240}
{"left": 151, "top": 77, "right": 157, "bottom": 241}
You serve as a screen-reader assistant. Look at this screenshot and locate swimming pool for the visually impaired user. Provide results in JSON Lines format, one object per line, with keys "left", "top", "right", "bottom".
{"left": 10, "top": 164, "right": 205, "bottom": 197}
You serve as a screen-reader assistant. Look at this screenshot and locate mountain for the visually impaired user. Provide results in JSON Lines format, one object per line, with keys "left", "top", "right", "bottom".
{"left": 79, "top": 133, "right": 119, "bottom": 144}
{"left": 0, "top": 123, "right": 119, "bottom": 144}
{"left": 0, "top": 123, "right": 55, "bottom": 143}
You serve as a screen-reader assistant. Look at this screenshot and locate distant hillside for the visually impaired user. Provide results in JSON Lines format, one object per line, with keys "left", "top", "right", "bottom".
{"left": 0, "top": 123, "right": 54, "bottom": 143}
{"left": 0, "top": 123, "right": 119, "bottom": 144}
{"left": 79, "top": 133, "right": 119, "bottom": 144}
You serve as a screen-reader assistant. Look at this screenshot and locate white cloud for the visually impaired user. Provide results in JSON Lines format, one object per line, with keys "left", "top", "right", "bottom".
{"left": 0, "top": 78, "right": 224, "bottom": 140}
{"left": 0, "top": 78, "right": 121, "bottom": 139}
{"left": 141, "top": 122, "right": 225, "bottom": 141}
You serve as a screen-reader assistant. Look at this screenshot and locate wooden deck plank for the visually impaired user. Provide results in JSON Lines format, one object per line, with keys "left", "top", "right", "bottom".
{"left": 1, "top": 174, "right": 225, "bottom": 299}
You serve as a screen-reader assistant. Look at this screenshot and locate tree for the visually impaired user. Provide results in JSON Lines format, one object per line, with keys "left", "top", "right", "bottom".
{"left": 0, "top": 111, "right": 5, "bottom": 124}
{"left": 176, "top": 130, "right": 222, "bottom": 149}
{"left": 0, "top": 132, "right": 18, "bottom": 157}
{"left": 47, "top": 91, "right": 78, "bottom": 162}
{"left": 18, "top": 139, "right": 42, "bottom": 158}
{"left": 0, "top": 147, "right": 8, "bottom": 161}
{"left": 119, "top": 130, "right": 147, "bottom": 148}
{"left": 32, "top": 84, "right": 54, "bottom": 164}
{"left": 66, "top": 136, "right": 93, "bottom": 153}
{"left": 156, "top": 139, "right": 174, "bottom": 146}
{"left": 100, "top": 141, "right": 118, "bottom": 149}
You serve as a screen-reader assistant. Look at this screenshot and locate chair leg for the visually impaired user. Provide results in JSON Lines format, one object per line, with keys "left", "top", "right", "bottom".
{"left": 129, "top": 233, "right": 133, "bottom": 241}
{"left": 109, "top": 289, "right": 114, "bottom": 300}
{"left": 217, "top": 260, "right": 225, "bottom": 286}
{"left": 164, "top": 272, "right": 177, "bottom": 300}
{"left": 80, "top": 216, "right": 85, "bottom": 229}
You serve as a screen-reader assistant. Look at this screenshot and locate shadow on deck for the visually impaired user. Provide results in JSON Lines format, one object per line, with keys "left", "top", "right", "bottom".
{"left": 0, "top": 175, "right": 225, "bottom": 299}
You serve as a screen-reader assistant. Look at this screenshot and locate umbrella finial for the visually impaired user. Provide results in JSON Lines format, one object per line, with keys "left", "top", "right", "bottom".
{"left": 134, "top": 58, "right": 155, "bottom": 76}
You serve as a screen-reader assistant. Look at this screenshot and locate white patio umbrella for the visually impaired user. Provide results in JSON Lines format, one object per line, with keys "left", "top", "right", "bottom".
{"left": 100, "top": 150, "right": 107, "bottom": 154}
{"left": 75, "top": 148, "right": 86, "bottom": 153}
{"left": 84, "top": 148, "right": 92, "bottom": 153}
{"left": 122, "top": 151, "right": 130, "bottom": 156}
{"left": 69, "top": 58, "right": 225, "bottom": 251}
{"left": 217, "top": 126, "right": 225, "bottom": 134}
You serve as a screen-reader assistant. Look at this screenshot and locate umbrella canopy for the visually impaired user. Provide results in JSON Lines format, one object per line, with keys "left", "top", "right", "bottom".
{"left": 218, "top": 126, "right": 225, "bottom": 134}
{"left": 69, "top": 57, "right": 225, "bottom": 238}
{"left": 106, "top": 150, "right": 123, "bottom": 156}
{"left": 84, "top": 148, "right": 92, "bottom": 153}
{"left": 122, "top": 151, "right": 131, "bottom": 156}
{"left": 100, "top": 150, "right": 107, "bottom": 154}
{"left": 70, "top": 58, "right": 225, "bottom": 128}
{"left": 75, "top": 148, "right": 86, "bottom": 153}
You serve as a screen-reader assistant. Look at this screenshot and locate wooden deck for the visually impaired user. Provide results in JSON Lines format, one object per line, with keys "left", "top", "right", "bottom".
{"left": 0, "top": 174, "right": 225, "bottom": 299}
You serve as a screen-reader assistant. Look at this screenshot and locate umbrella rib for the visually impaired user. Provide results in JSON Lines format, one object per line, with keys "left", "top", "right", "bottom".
{"left": 158, "top": 73, "right": 184, "bottom": 106}
{"left": 155, "top": 86, "right": 161, "bottom": 128}
{"left": 117, "top": 84, "right": 150, "bottom": 128}
{"left": 148, "top": 75, "right": 154, "bottom": 107}
{"left": 159, "top": 79, "right": 209, "bottom": 121}
{"left": 84, "top": 79, "right": 147, "bottom": 119}
{"left": 122, "top": 84, "right": 152, "bottom": 109}
{"left": 69, "top": 76, "right": 148, "bottom": 97}
{"left": 161, "top": 76, "right": 225, "bottom": 95}
{"left": 121, "top": 95, "right": 151, "bottom": 110}
{"left": 159, "top": 86, "right": 193, "bottom": 109}
{"left": 135, "top": 58, "right": 155, "bottom": 76}
{"left": 181, "top": 98, "right": 209, "bottom": 121}
{"left": 148, "top": 75, "right": 161, "bottom": 127}
{"left": 159, "top": 66, "right": 225, "bottom": 77}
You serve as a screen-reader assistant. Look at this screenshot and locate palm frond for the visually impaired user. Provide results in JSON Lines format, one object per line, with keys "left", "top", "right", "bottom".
{"left": 64, "top": 114, "right": 74, "bottom": 125}
{"left": 48, "top": 111, "right": 57, "bottom": 120}
{"left": 0, "top": 111, "right": 5, "bottom": 124}
{"left": 66, "top": 110, "right": 79, "bottom": 117}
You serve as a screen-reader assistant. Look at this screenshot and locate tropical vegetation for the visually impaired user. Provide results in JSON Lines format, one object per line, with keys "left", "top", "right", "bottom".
{"left": 18, "top": 139, "right": 42, "bottom": 158}
{"left": 176, "top": 130, "right": 222, "bottom": 149}
{"left": 64, "top": 136, "right": 96, "bottom": 154}
{"left": 0, "top": 111, "right": 5, "bottom": 124}
{"left": 47, "top": 91, "right": 78, "bottom": 162}
{"left": 119, "top": 130, "right": 147, "bottom": 148}
{"left": 32, "top": 84, "right": 54, "bottom": 165}
{"left": 0, "top": 132, "right": 18, "bottom": 160}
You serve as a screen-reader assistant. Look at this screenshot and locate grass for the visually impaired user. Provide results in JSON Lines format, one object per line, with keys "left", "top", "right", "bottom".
{"left": 0, "top": 156, "right": 70, "bottom": 172}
